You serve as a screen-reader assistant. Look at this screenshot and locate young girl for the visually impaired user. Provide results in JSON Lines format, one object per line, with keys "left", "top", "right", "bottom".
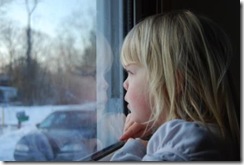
{"left": 110, "top": 10, "right": 240, "bottom": 161}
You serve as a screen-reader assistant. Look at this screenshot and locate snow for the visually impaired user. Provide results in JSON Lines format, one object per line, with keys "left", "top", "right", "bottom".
{"left": 0, "top": 102, "right": 96, "bottom": 161}
{"left": 0, "top": 125, "right": 37, "bottom": 160}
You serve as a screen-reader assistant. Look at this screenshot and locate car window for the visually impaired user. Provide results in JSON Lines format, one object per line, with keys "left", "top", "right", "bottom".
{"left": 0, "top": 0, "right": 125, "bottom": 161}
{"left": 53, "top": 113, "right": 67, "bottom": 127}
{"left": 38, "top": 113, "right": 57, "bottom": 128}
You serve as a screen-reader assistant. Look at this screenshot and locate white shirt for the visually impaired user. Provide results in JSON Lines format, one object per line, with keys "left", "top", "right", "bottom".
{"left": 111, "top": 119, "right": 237, "bottom": 161}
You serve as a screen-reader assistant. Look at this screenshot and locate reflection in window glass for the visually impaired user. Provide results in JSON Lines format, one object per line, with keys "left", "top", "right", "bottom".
{"left": 0, "top": 0, "right": 124, "bottom": 161}
{"left": 96, "top": 0, "right": 125, "bottom": 151}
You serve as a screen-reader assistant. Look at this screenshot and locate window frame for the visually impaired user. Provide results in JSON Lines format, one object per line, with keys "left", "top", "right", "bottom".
{"left": 79, "top": 0, "right": 164, "bottom": 161}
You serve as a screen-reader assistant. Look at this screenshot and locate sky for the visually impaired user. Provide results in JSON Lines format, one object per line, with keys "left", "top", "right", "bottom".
{"left": 0, "top": 0, "right": 96, "bottom": 70}
{"left": 5, "top": 0, "right": 96, "bottom": 38}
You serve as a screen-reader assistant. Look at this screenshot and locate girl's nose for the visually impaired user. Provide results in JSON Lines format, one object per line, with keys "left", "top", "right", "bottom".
{"left": 123, "top": 79, "right": 128, "bottom": 91}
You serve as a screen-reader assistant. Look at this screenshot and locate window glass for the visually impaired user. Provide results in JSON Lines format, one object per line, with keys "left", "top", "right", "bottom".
{"left": 0, "top": 0, "right": 124, "bottom": 161}
{"left": 96, "top": 0, "right": 125, "bottom": 150}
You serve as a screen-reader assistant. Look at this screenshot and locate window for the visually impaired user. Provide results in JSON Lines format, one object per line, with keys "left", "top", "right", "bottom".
{"left": 0, "top": 0, "right": 125, "bottom": 161}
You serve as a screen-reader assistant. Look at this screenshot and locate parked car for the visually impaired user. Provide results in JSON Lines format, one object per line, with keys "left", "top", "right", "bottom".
{"left": 14, "top": 110, "right": 97, "bottom": 161}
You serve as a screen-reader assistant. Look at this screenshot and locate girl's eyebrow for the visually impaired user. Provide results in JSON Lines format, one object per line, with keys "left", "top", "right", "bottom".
{"left": 123, "top": 64, "right": 131, "bottom": 70}
{"left": 124, "top": 63, "right": 138, "bottom": 68}
{"left": 124, "top": 63, "right": 143, "bottom": 72}
{"left": 123, "top": 65, "right": 134, "bottom": 71}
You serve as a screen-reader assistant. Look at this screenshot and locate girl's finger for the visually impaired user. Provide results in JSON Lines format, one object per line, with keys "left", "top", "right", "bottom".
{"left": 120, "top": 123, "right": 144, "bottom": 141}
{"left": 123, "top": 114, "right": 133, "bottom": 132}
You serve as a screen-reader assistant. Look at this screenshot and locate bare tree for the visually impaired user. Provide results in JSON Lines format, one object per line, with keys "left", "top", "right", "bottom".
{"left": 25, "top": 0, "right": 38, "bottom": 67}
{"left": 50, "top": 11, "right": 96, "bottom": 104}
{"left": 1, "top": 22, "right": 23, "bottom": 73}
{"left": 24, "top": 0, "right": 39, "bottom": 104}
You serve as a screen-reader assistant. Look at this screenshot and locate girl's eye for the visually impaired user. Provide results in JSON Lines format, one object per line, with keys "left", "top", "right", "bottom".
{"left": 126, "top": 70, "right": 134, "bottom": 75}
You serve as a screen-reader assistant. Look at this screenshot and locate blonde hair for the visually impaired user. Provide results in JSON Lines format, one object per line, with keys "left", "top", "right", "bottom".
{"left": 121, "top": 10, "right": 239, "bottom": 142}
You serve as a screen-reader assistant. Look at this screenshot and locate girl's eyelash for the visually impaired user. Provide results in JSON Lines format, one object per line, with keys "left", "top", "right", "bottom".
{"left": 125, "top": 69, "right": 133, "bottom": 75}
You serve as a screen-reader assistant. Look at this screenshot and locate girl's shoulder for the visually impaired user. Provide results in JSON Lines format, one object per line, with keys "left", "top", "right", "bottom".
{"left": 154, "top": 119, "right": 220, "bottom": 137}
{"left": 147, "top": 119, "right": 233, "bottom": 160}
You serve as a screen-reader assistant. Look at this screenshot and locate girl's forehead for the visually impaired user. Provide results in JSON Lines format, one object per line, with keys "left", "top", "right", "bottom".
{"left": 124, "top": 63, "right": 143, "bottom": 69}
{"left": 124, "top": 63, "right": 137, "bottom": 67}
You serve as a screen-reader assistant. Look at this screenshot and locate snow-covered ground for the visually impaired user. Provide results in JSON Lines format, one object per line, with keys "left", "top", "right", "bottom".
{"left": 0, "top": 103, "right": 96, "bottom": 161}
{"left": 0, "top": 125, "right": 37, "bottom": 160}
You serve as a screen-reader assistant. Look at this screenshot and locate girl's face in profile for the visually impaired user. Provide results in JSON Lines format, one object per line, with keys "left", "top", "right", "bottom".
{"left": 96, "top": 33, "right": 113, "bottom": 110}
{"left": 96, "top": 54, "right": 111, "bottom": 109}
{"left": 123, "top": 64, "right": 151, "bottom": 123}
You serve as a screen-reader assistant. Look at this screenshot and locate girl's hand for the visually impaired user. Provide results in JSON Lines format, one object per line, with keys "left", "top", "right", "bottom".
{"left": 119, "top": 114, "right": 153, "bottom": 141}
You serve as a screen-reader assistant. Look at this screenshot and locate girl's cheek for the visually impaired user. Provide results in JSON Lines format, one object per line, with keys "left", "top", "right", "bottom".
{"left": 129, "top": 90, "right": 151, "bottom": 121}
{"left": 126, "top": 86, "right": 140, "bottom": 103}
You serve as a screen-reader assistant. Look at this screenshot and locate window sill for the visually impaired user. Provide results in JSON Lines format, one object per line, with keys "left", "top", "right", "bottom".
{"left": 78, "top": 141, "right": 125, "bottom": 161}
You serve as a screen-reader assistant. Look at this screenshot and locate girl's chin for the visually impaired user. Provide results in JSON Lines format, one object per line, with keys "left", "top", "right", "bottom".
{"left": 130, "top": 113, "right": 151, "bottom": 124}
{"left": 130, "top": 113, "right": 142, "bottom": 123}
